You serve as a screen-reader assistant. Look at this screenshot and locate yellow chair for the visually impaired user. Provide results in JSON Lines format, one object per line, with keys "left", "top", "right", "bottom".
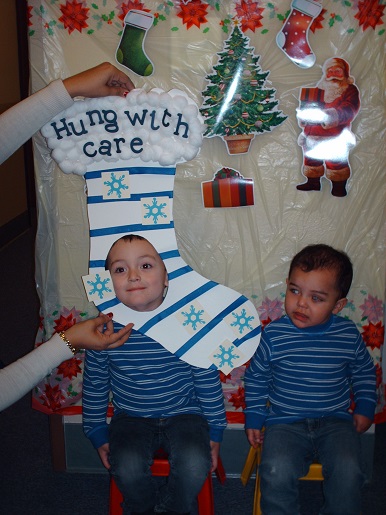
{"left": 240, "top": 445, "right": 323, "bottom": 515}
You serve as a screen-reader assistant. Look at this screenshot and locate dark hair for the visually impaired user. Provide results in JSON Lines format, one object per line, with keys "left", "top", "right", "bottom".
{"left": 288, "top": 244, "right": 353, "bottom": 298}
{"left": 105, "top": 234, "right": 147, "bottom": 270}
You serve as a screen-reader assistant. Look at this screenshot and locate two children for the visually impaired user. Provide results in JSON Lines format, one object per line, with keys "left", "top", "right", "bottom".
{"left": 82, "top": 235, "right": 226, "bottom": 515}
{"left": 244, "top": 244, "right": 376, "bottom": 515}
{"left": 83, "top": 238, "right": 376, "bottom": 515}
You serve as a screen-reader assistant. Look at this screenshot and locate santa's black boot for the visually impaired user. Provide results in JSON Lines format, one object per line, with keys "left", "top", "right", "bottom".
{"left": 296, "top": 177, "right": 321, "bottom": 191}
{"left": 331, "top": 180, "right": 347, "bottom": 197}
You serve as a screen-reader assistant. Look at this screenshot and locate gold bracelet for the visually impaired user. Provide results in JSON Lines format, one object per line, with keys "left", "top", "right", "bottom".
{"left": 59, "top": 331, "right": 77, "bottom": 355}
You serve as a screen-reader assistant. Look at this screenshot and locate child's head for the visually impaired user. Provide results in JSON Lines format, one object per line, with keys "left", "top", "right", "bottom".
{"left": 285, "top": 244, "right": 352, "bottom": 328}
{"left": 105, "top": 234, "right": 168, "bottom": 312}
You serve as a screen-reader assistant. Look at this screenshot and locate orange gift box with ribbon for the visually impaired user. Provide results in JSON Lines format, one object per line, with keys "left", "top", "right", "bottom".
{"left": 202, "top": 168, "right": 254, "bottom": 208}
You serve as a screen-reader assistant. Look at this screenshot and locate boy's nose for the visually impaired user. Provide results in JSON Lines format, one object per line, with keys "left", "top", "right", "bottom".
{"left": 128, "top": 269, "right": 140, "bottom": 282}
{"left": 297, "top": 296, "right": 307, "bottom": 308}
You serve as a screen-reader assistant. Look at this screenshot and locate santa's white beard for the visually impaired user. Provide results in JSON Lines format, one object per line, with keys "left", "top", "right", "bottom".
{"left": 317, "top": 78, "right": 348, "bottom": 104}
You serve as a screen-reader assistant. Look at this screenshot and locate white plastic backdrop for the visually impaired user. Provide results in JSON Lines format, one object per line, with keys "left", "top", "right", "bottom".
{"left": 28, "top": 1, "right": 385, "bottom": 424}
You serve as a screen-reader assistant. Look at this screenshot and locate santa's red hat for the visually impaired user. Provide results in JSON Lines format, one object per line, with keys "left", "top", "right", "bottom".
{"left": 323, "top": 57, "right": 354, "bottom": 84}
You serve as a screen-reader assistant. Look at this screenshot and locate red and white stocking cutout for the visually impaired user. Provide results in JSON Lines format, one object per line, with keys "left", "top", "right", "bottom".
{"left": 276, "top": 0, "right": 322, "bottom": 69}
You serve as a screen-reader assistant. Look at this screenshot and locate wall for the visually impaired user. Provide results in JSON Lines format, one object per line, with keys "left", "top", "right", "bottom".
{"left": 0, "top": 0, "right": 28, "bottom": 243}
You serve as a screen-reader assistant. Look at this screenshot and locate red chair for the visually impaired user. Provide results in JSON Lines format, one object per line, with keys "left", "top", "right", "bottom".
{"left": 109, "top": 455, "right": 226, "bottom": 515}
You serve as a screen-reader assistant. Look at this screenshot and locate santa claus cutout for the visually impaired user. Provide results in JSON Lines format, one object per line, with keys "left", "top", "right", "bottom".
{"left": 296, "top": 57, "right": 360, "bottom": 197}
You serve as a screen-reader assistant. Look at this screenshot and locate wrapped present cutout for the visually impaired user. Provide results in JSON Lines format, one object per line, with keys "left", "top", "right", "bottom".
{"left": 300, "top": 87, "right": 325, "bottom": 108}
{"left": 297, "top": 87, "right": 325, "bottom": 125}
{"left": 202, "top": 168, "right": 254, "bottom": 208}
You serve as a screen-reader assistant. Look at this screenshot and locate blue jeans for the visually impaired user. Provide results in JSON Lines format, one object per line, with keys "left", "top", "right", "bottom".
{"left": 260, "top": 418, "right": 365, "bottom": 515}
{"left": 108, "top": 413, "right": 211, "bottom": 514}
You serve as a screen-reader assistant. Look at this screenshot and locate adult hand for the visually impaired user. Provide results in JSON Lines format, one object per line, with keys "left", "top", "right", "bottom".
{"left": 97, "top": 443, "right": 111, "bottom": 470}
{"left": 246, "top": 428, "right": 263, "bottom": 448}
{"left": 210, "top": 441, "right": 220, "bottom": 472}
{"left": 64, "top": 313, "right": 133, "bottom": 350}
{"left": 63, "top": 62, "right": 135, "bottom": 98}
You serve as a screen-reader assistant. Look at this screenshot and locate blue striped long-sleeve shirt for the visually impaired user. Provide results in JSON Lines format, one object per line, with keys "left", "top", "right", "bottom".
{"left": 244, "top": 315, "right": 376, "bottom": 430}
{"left": 82, "top": 328, "right": 227, "bottom": 449}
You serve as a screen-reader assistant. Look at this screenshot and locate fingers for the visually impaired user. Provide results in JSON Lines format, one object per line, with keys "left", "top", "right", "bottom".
{"left": 105, "top": 323, "right": 134, "bottom": 349}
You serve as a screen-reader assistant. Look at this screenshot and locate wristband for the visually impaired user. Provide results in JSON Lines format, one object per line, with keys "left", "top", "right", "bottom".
{"left": 59, "top": 331, "right": 77, "bottom": 355}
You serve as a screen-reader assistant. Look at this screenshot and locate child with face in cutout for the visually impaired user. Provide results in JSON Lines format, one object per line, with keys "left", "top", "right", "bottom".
{"left": 83, "top": 235, "right": 226, "bottom": 515}
{"left": 244, "top": 244, "right": 376, "bottom": 515}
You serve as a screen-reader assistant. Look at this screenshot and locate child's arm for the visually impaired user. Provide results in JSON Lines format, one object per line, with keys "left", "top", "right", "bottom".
{"left": 82, "top": 349, "right": 111, "bottom": 450}
{"left": 190, "top": 367, "right": 227, "bottom": 443}
{"left": 349, "top": 332, "right": 377, "bottom": 424}
{"left": 243, "top": 332, "right": 272, "bottom": 431}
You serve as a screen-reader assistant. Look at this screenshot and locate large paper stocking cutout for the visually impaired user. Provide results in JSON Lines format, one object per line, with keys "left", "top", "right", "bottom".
{"left": 42, "top": 89, "right": 261, "bottom": 373}
{"left": 276, "top": 0, "right": 322, "bottom": 68}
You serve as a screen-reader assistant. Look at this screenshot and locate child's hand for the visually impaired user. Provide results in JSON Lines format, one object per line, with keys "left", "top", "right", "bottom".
{"left": 97, "top": 443, "right": 111, "bottom": 470}
{"left": 246, "top": 428, "right": 263, "bottom": 448}
{"left": 209, "top": 441, "right": 220, "bottom": 472}
{"left": 353, "top": 413, "right": 372, "bottom": 433}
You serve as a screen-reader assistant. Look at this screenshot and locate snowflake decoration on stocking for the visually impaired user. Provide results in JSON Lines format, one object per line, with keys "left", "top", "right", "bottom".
{"left": 86, "top": 273, "right": 112, "bottom": 300}
{"left": 231, "top": 308, "right": 255, "bottom": 334}
{"left": 143, "top": 198, "right": 168, "bottom": 224}
{"left": 181, "top": 305, "right": 206, "bottom": 331}
{"left": 213, "top": 345, "right": 240, "bottom": 368}
{"left": 103, "top": 172, "right": 129, "bottom": 199}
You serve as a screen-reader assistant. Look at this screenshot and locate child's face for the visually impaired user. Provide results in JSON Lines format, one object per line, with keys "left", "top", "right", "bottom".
{"left": 285, "top": 267, "right": 347, "bottom": 329}
{"left": 108, "top": 238, "right": 168, "bottom": 312}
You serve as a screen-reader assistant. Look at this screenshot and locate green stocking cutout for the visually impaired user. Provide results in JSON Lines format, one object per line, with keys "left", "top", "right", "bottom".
{"left": 116, "top": 10, "right": 154, "bottom": 77}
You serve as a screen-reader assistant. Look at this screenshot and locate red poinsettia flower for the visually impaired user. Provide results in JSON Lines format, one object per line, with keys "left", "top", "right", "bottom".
{"left": 260, "top": 317, "right": 272, "bottom": 330}
{"left": 235, "top": 0, "right": 264, "bottom": 33}
{"left": 375, "top": 363, "right": 383, "bottom": 388}
{"left": 219, "top": 371, "right": 229, "bottom": 383}
{"left": 354, "top": 0, "right": 385, "bottom": 31}
{"left": 59, "top": 0, "right": 89, "bottom": 34}
{"left": 57, "top": 357, "right": 83, "bottom": 379}
{"left": 54, "top": 313, "right": 77, "bottom": 333}
{"left": 177, "top": 0, "right": 209, "bottom": 29}
{"left": 27, "top": 5, "right": 33, "bottom": 27}
{"left": 310, "top": 8, "right": 326, "bottom": 33}
{"left": 228, "top": 386, "right": 246, "bottom": 410}
{"left": 361, "top": 321, "right": 384, "bottom": 350}
{"left": 40, "top": 384, "right": 65, "bottom": 410}
{"left": 118, "top": 1, "right": 150, "bottom": 22}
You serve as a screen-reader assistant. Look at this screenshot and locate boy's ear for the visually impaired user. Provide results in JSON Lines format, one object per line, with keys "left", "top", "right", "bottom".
{"left": 332, "top": 297, "right": 347, "bottom": 314}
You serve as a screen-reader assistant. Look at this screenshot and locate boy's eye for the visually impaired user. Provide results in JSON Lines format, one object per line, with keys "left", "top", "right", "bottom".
{"left": 141, "top": 263, "right": 153, "bottom": 270}
{"left": 312, "top": 295, "right": 322, "bottom": 302}
{"left": 290, "top": 288, "right": 299, "bottom": 295}
{"left": 114, "top": 266, "right": 125, "bottom": 273}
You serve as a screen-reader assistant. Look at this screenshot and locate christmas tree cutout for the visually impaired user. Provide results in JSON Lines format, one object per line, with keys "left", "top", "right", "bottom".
{"left": 200, "top": 25, "right": 287, "bottom": 155}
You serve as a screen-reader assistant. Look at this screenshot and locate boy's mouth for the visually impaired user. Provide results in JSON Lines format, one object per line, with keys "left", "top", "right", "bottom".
{"left": 293, "top": 311, "right": 308, "bottom": 323}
